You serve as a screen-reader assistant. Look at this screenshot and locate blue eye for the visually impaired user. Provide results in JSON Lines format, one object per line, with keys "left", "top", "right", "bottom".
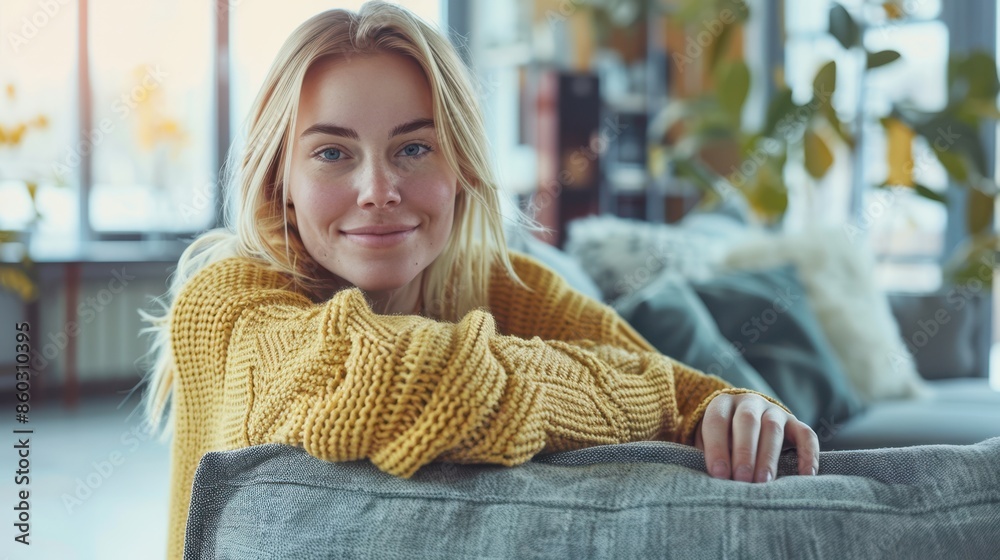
{"left": 318, "top": 148, "right": 342, "bottom": 161}
{"left": 401, "top": 143, "right": 431, "bottom": 158}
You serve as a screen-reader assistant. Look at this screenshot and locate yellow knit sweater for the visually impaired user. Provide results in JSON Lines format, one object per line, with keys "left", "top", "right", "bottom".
{"left": 165, "top": 251, "right": 772, "bottom": 559}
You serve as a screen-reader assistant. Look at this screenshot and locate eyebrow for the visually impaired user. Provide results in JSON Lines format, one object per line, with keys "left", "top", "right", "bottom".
{"left": 299, "top": 118, "right": 435, "bottom": 141}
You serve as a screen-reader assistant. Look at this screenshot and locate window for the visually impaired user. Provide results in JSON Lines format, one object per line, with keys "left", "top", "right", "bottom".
{"left": 784, "top": 0, "right": 948, "bottom": 292}
{"left": 0, "top": 0, "right": 79, "bottom": 237}
{"left": 89, "top": 0, "right": 215, "bottom": 233}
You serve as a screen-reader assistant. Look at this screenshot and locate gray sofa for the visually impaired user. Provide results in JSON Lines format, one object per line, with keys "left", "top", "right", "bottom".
{"left": 185, "top": 438, "right": 1000, "bottom": 558}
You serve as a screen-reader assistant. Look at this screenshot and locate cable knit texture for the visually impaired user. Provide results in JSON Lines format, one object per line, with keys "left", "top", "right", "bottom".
{"left": 164, "top": 251, "right": 783, "bottom": 559}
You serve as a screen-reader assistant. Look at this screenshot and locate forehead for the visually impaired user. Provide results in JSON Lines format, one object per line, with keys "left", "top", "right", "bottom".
{"left": 296, "top": 52, "right": 433, "bottom": 131}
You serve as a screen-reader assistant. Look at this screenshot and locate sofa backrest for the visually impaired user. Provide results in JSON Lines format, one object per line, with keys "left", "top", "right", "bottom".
{"left": 185, "top": 439, "right": 1000, "bottom": 559}
{"left": 888, "top": 291, "right": 992, "bottom": 379}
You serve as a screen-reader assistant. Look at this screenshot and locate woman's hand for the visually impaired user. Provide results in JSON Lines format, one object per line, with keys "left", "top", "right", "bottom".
{"left": 693, "top": 392, "right": 819, "bottom": 482}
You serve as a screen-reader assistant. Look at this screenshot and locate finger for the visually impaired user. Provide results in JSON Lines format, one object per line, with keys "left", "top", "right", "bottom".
{"left": 788, "top": 419, "right": 820, "bottom": 476}
{"left": 730, "top": 399, "right": 763, "bottom": 483}
{"left": 700, "top": 396, "right": 734, "bottom": 480}
{"left": 753, "top": 408, "right": 786, "bottom": 483}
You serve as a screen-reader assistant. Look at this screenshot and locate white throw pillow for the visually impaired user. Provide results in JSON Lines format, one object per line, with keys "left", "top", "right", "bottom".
{"left": 723, "top": 227, "right": 930, "bottom": 402}
{"left": 564, "top": 215, "right": 729, "bottom": 302}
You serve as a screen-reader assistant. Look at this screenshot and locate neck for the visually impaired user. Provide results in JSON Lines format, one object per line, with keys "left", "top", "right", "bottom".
{"left": 366, "top": 272, "right": 424, "bottom": 316}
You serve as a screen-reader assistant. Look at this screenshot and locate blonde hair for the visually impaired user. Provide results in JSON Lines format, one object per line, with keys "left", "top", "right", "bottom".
{"left": 138, "top": 1, "right": 538, "bottom": 441}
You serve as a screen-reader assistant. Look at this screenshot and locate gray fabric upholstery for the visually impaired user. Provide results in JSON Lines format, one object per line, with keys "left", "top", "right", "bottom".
{"left": 823, "top": 379, "right": 1000, "bottom": 450}
{"left": 888, "top": 291, "right": 993, "bottom": 380}
{"left": 186, "top": 439, "right": 1000, "bottom": 559}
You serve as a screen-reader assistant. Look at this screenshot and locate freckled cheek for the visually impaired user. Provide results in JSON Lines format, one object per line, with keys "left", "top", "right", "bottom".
{"left": 410, "top": 175, "right": 458, "bottom": 248}
{"left": 408, "top": 174, "right": 457, "bottom": 213}
{"left": 294, "top": 178, "right": 353, "bottom": 232}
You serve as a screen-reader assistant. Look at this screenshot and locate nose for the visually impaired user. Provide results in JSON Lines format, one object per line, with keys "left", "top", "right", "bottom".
{"left": 356, "top": 158, "right": 401, "bottom": 209}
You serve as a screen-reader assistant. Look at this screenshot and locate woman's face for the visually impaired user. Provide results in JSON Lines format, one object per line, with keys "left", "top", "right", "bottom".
{"left": 289, "top": 52, "right": 458, "bottom": 312}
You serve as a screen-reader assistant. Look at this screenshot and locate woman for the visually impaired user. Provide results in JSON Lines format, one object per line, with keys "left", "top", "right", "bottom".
{"left": 140, "top": 3, "right": 819, "bottom": 558}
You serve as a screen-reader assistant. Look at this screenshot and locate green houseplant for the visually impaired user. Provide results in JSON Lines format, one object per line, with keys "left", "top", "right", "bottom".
{"left": 651, "top": 1, "right": 1000, "bottom": 286}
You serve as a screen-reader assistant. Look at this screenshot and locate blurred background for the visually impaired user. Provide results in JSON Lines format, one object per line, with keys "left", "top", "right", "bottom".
{"left": 2, "top": 0, "right": 1000, "bottom": 558}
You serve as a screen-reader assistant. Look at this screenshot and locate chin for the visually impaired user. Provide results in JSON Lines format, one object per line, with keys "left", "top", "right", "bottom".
{"left": 344, "top": 269, "right": 418, "bottom": 293}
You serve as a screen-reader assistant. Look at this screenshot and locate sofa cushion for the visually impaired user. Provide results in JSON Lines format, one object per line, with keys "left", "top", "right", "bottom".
{"left": 823, "top": 379, "right": 1000, "bottom": 450}
{"left": 564, "top": 215, "right": 730, "bottom": 302}
{"left": 888, "top": 291, "right": 992, "bottom": 380}
{"left": 689, "top": 265, "right": 866, "bottom": 429}
{"left": 613, "top": 270, "right": 778, "bottom": 399}
{"left": 185, "top": 440, "right": 1000, "bottom": 559}
{"left": 924, "top": 378, "right": 1000, "bottom": 404}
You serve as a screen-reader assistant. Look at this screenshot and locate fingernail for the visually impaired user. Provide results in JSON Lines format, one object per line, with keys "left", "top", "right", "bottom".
{"left": 735, "top": 465, "right": 753, "bottom": 482}
{"left": 711, "top": 460, "right": 729, "bottom": 478}
{"left": 765, "top": 471, "right": 773, "bottom": 483}
{"left": 810, "top": 466, "right": 817, "bottom": 476}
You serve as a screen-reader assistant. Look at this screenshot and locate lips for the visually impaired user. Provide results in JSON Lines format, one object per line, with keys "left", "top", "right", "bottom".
{"left": 341, "top": 224, "right": 417, "bottom": 248}
{"left": 341, "top": 224, "right": 418, "bottom": 235}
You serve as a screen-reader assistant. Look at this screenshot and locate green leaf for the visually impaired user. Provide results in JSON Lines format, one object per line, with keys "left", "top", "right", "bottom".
{"left": 709, "top": 21, "right": 735, "bottom": 71}
{"left": 719, "top": 0, "right": 751, "bottom": 23}
{"left": 589, "top": 8, "right": 613, "bottom": 48}
{"left": 691, "top": 123, "right": 739, "bottom": 144}
{"left": 673, "top": 158, "right": 717, "bottom": 191}
{"left": 829, "top": 4, "right": 861, "bottom": 49}
{"left": 867, "top": 50, "right": 901, "bottom": 69}
{"left": 820, "top": 102, "right": 854, "bottom": 147}
{"left": 716, "top": 60, "right": 751, "bottom": 124}
{"left": 967, "top": 188, "right": 995, "bottom": 236}
{"left": 739, "top": 133, "right": 765, "bottom": 159}
{"left": 916, "top": 114, "right": 989, "bottom": 178}
{"left": 812, "top": 61, "right": 837, "bottom": 104}
{"left": 958, "top": 98, "right": 1000, "bottom": 121}
{"left": 912, "top": 183, "right": 948, "bottom": 205}
{"left": 763, "top": 88, "right": 799, "bottom": 138}
{"left": 942, "top": 233, "right": 998, "bottom": 288}
{"left": 674, "top": 0, "right": 708, "bottom": 23}
{"left": 0, "top": 266, "right": 37, "bottom": 301}
{"left": 804, "top": 129, "right": 834, "bottom": 178}
{"left": 744, "top": 161, "right": 789, "bottom": 222}
{"left": 675, "top": 157, "right": 739, "bottom": 199}
{"left": 957, "top": 51, "right": 1000, "bottom": 101}
{"left": 936, "top": 151, "right": 969, "bottom": 182}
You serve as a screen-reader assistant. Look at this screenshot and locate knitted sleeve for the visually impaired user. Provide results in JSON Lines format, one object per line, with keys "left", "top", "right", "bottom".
{"left": 492, "top": 252, "right": 789, "bottom": 442}
{"left": 171, "top": 257, "right": 777, "bottom": 479}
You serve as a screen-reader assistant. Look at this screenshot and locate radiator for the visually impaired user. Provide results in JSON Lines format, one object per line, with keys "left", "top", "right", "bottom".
{"left": 22, "top": 263, "right": 171, "bottom": 388}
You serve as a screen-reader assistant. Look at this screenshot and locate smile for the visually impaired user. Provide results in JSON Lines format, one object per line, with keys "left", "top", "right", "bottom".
{"left": 341, "top": 226, "right": 417, "bottom": 248}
